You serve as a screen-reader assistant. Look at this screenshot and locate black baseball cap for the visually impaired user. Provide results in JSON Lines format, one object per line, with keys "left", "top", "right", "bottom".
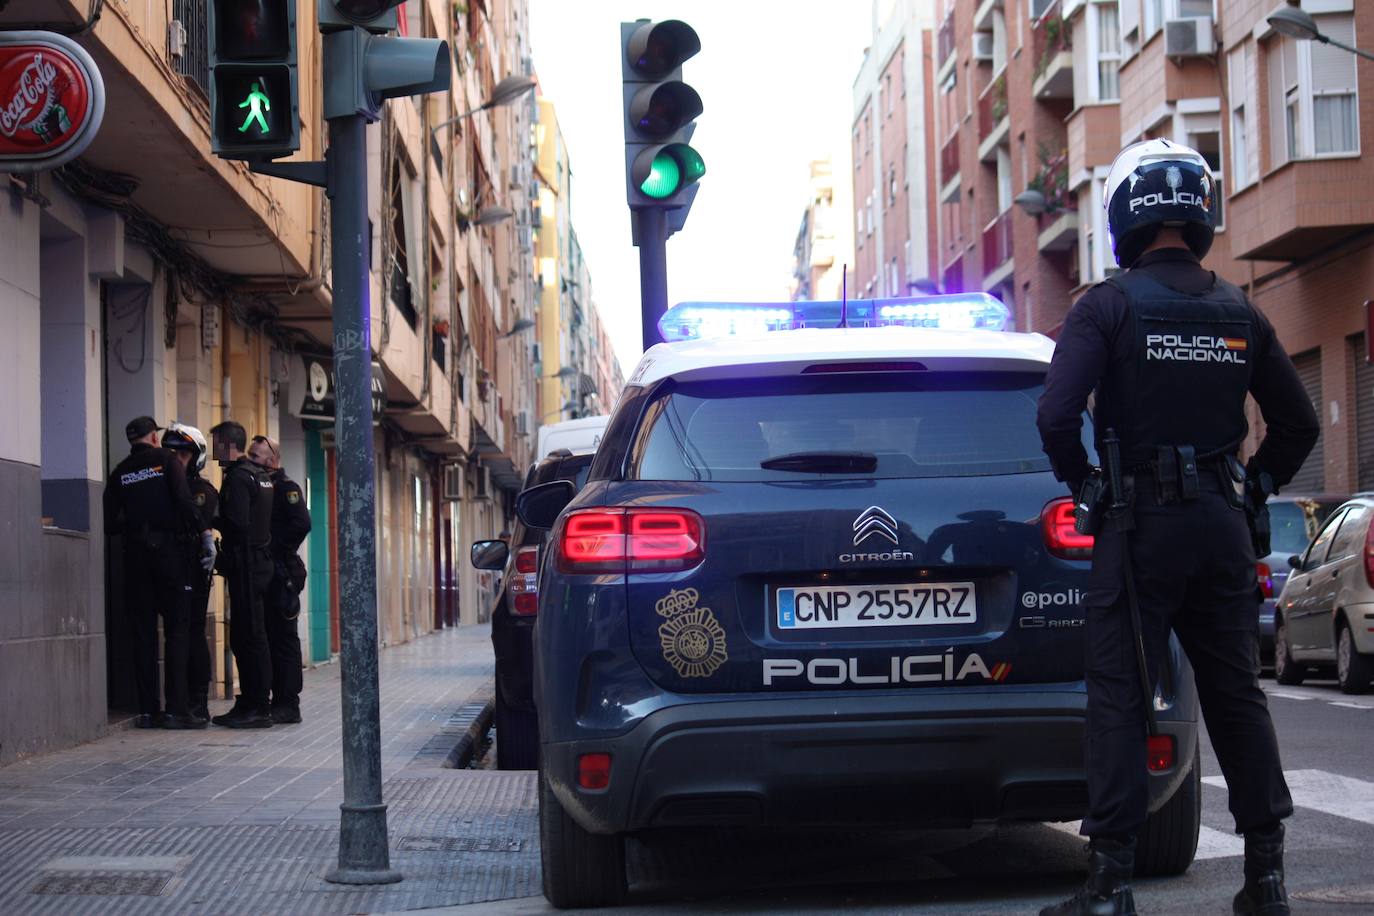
{"left": 125, "top": 416, "right": 163, "bottom": 442}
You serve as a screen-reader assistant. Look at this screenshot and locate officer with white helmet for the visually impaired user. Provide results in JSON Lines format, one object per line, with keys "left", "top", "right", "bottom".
{"left": 162, "top": 422, "right": 218, "bottom": 723}
{"left": 1037, "top": 139, "right": 1320, "bottom": 916}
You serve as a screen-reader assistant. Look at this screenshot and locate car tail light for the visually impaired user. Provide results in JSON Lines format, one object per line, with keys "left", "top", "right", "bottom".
{"left": 558, "top": 508, "right": 704, "bottom": 573}
{"left": 514, "top": 545, "right": 539, "bottom": 574}
{"left": 1041, "top": 497, "right": 1093, "bottom": 560}
{"left": 577, "top": 752, "right": 612, "bottom": 790}
{"left": 1146, "top": 734, "right": 1175, "bottom": 772}
{"left": 1364, "top": 517, "right": 1374, "bottom": 590}
{"left": 1256, "top": 562, "right": 1273, "bottom": 599}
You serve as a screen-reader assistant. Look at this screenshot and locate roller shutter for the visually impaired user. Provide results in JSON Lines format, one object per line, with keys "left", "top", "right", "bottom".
{"left": 1286, "top": 349, "right": 1324, "bottom": 494}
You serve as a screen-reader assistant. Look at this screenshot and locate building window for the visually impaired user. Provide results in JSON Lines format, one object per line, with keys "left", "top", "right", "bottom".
{"left": 1184, "top": 112, "right": 1224, "bottom": 230}
{"left": 867, "top": 195, "right": 874, "bottom": 237}
{"left": 992, "top": 6, "right": 1009, "bottom": 74}
{"left": 889, "top": 166, "right": 897, "bottom": 205}
{"left": 1143, "top": 0, "right": 1161, "bottom": 42}
{"left": 1266, "top": 15, "right": 1360, "bottom": 167}
{"left": 1228, "top": 42, "right": 1254, "bottom": 189}
{"left": 996, "top": 146, "right": 1013, "bottom": 213}
{"left": 885, "top": 74, "right": 894, "bottom": 116}
{"left": 1091, "top": 1, "right": 1122, "bottom": 102}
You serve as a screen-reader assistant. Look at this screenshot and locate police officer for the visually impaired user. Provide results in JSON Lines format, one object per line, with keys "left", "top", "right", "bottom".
{"left": 162, "top": 422, "right": 217, "bottom": 722}
{"left": 1036, "top": 139, "right": 1320, "bottom": 916}
{"left": 208, "top": 420, "right": 276, "bottom": 728}
{"left": 246, "top": 434, "right": 311, "bottom": 725}
{"left": 104, "top": 416, "right": 215, "bottom": 729}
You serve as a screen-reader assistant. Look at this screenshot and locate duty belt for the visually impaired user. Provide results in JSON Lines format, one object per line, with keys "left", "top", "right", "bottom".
{"left": 1127, "top": 445, "right": 1226, "bottom": 504}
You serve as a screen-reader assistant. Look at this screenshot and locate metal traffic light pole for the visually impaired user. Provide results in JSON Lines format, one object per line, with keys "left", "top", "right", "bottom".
{"left": 637, "top": 209, "right": 668, "bottom": 353}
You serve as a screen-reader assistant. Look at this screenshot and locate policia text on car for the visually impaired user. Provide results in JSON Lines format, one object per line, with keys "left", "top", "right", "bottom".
{"left": 1036, "top": 139, "right": 1319, "bottom": 916}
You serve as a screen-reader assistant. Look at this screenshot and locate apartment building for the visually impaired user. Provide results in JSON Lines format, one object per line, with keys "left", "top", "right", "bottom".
{"left": 0, "top": 0, "right": 545, "bottom": 762}
{"left": 790, "top": 157, "right": 856, "bottom": 302}
{"left": 853, "top": 0, "right": 939, "bottom": 300}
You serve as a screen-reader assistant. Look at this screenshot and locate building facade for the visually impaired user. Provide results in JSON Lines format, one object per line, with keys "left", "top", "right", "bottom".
{"left": 0, "top": 0, "right": 555, "bottom": 763}
{"left": 790, "top": 157, "right": 856, "bottom": 302}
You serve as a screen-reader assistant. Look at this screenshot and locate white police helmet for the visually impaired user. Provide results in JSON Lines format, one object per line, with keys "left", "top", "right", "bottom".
{"left": 1103, "top": 138, "right": 1216, "bottom": 268}
{"left": 162, "top": 421, "right": 209, "bottom": 473}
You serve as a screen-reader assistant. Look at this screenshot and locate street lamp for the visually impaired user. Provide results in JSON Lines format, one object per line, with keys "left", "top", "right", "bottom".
{"left": 547, "top": 366, "right": 577, "bottom": 380}
{"left": 431, "top": 74, "right": 537, "bottom": 134}
{"left": 501, "top": 318, "right": 535, "bottom": 337}
{"left": 1013, "top": 189, "right": 1047, "bottom": 216}
{"left": 541, "top": 400, "right": 577, "bottom": 419}
{"left": 1267, "top": 6, "right": 1374, "bottom": 61}
{"left": 474, "top": 206, "right": 513, "bottom": 226}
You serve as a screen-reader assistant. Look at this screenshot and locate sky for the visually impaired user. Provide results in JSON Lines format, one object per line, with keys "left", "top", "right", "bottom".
{"left": 528, "top": 0, "right": 874, "bottom": 373}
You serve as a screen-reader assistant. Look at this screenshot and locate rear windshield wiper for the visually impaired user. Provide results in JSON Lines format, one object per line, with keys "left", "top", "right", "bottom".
{"left": 759, "top": 451, "right": 878, "bottom": 473}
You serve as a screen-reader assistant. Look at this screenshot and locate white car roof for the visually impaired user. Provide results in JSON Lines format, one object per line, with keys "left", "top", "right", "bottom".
{"left": 626, "top": 326, "right": 1056, "bottom": 387}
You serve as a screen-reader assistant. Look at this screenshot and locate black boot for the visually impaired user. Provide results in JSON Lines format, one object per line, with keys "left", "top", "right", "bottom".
{"left": 211, "top": 697, "right": 273, "bottom": 729}
{"left": 190, "top": 692, "right": 210, "bottom": 722}
{"left": 1233, "top": 824, "right": 1289, "bottom": 916}
{"left": 1040, "top": 837, "right": 1137, "bottom": 916}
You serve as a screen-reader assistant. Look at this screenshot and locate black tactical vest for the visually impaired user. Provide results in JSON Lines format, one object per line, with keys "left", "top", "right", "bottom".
{"left": 1095, "top": 268, "right": 1257, "bottom": 468}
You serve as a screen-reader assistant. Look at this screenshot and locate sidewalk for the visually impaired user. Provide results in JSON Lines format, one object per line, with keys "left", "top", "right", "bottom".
{"left": 0, "top": 624, "right": 542, "bottom": 914}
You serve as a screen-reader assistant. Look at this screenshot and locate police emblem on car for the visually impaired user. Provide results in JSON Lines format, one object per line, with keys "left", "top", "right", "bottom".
{"left": 657, "top": 587, "right": 728, "bottom": 678}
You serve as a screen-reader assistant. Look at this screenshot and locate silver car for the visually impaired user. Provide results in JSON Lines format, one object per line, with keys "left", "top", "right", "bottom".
{"left": 1274, "top": 495, "right": 1374, "bottom": 693}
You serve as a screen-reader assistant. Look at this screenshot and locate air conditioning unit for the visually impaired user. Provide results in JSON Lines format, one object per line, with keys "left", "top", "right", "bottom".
{"left": 972, "top": 32, "right": 995, "bottom": 62}
{"left": 168, "top": 19, "right": 187, "bottom": 60}
{"left": 515, "top": 410, "right": 530, "bottom": 436}
{"left": 1164, "top": 17, "right": 1214, "bottom": 57}
{"left": 442, "top": 464, "right": 464, "bottom": 501}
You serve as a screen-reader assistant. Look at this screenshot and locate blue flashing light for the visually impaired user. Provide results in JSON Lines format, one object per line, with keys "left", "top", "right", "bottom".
{"left": 657, "top": 294, "right": 1011, "bottom": 342}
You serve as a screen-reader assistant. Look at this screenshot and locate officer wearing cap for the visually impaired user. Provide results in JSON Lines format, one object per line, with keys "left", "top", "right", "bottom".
{"left": 246, "top": 434, "right": 311, "bottom": 725}
{"left": 208, "top": 420, "right": 276, "bottom": 729}
{"left": 1037, "top": 140, "right": 1320, "bottom": 916}
{"left": 162, "top": 422, "right": 218, "bottom": 723}
{"left": 104, "top": 416, "right": 215, "bottom": 729}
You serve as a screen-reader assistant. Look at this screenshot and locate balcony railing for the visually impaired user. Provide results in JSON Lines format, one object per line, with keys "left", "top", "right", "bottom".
{"left": 937, "top": 11, "right": 956, "bottom": 71}
{"left": 978, "top": 73, "right": 1008, "bottom": 142}
{"left": 940, "top": 133, "right": 959, "bottom": 186}
{"left": 942, "top": 256, "right": 964, "bottom": 295}
{"left": 170, "top": 0, "right": 209, "bottom": 96}
{"left": 1031, "top": 2, "right": 1073, "bottom": 99}
{"left": 982, "top": 210, "right": 1014, "bottom": 273}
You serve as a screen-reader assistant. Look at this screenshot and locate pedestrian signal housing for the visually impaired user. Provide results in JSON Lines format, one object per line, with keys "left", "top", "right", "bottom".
{"left": 621, "top": 20, "right": 705, "bottom": 210}
{"left": 208, "top": 0, "right": 300, "bottom": 160}
{"left": 319, "top": 0, "right": 450, "bottom": 122}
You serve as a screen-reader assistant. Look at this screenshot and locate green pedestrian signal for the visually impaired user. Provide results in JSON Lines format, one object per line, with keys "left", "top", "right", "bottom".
{"left": 209, "top": 1, "right": 299, "bottom": 160}
{"left": 237, "top": 82, "right": 272, "bottom": 134}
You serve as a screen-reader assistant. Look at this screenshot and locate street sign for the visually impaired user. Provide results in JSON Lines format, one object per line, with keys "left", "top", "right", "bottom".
{"left": 298, "top": 355, "right": 387, "bottom": 422}
{"left": 0, "top": 31, "right": 105, "bottom": 173}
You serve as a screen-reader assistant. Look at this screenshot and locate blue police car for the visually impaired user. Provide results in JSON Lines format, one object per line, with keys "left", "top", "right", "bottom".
{"left": 516, "top": 296, "right": 1202, "bottom": 908}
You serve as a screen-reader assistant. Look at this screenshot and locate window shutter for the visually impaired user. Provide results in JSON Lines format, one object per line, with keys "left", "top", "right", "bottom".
{"left": 1310, "top": 14, "right": 1356, "bottom": 94}
{"left": 1119, "top": 0, "right": 1140, "bottom": 46}
{"left": 1266, "top": 38, "right": 1288, "bottom": 168}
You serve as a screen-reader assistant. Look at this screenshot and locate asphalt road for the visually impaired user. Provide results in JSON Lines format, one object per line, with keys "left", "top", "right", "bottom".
{"left": 460, "top": 674, "right": 1374, "bottom": 915}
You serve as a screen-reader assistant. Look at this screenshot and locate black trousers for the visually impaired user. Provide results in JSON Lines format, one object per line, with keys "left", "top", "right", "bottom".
{"left": 124, "top": 541, "right": 193, "bottom": 716}
{"left": 265, "top": 570, "right": 304, "bottom": 710}
{"left": 187, "top": 580, "right": 212, "bottom": 705}
{"left": 1082, "top": 480, "right": 1293, "bottom": 838}
{"left": 225, "top": 548, "right": 274, "bottom": 708}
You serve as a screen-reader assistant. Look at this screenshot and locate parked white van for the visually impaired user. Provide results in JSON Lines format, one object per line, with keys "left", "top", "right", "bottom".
{"left": 535, "top": 415, "right": 610, "bottom": 461}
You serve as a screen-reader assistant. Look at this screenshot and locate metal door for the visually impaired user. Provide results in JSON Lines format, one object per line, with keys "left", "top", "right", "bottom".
{"left": 1287, "top": 349, "right": 1325, "bottom": 494}
{"left": 1353, "top": 335, "right": 1374, "bottom": 491}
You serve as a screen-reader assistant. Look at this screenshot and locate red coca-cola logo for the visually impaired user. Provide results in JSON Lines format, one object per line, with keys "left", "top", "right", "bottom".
{"left": 0, "top": 33, "right": 104, "bottom": 170}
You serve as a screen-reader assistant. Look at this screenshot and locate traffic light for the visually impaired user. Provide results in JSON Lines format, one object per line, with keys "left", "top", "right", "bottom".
{"left": 209, "top": 0, "right": 300, "bottom": 160}
{"left": 620, "top": 20, "right": 704, "bottom": 212}
{"left": 319, "top": 0, "right": 450, "bottom": 122}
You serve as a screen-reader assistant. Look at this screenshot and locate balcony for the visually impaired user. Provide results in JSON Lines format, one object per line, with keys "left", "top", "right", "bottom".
{"left": 1067, "top": 103, "right": 1121, "bottom": 184}
{"left": 977, "top": 74, "right": 1009, "bottom": 162}
{"left": 942, "top": 256, "right": 964, "bottom": 295}
{"left": 982, "top": 210, "right": 1015, "bottom": 289}
{"left": 1229, "top": 158, "right": 1374, "bottom": 261}
{"left": 1031, "top": 4, "right": 1073, "bottom": 100}
{"left": 939, "top": 133, "right": 961, "bottom": 202}
{"left": 974, "top": 0, "right": 1002, "bottom": 33}
{"left": 937, "top": 10, "right": 957, "bottom": 80}
{"left": 1028, "top": 148, "right": 1078, "bottom": 252}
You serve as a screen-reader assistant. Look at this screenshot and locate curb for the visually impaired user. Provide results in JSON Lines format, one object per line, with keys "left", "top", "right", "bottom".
{"left": 442, "top": 697, "right": 495, "bottom": 769}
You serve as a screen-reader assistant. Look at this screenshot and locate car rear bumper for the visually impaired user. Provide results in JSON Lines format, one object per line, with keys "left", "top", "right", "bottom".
{"left": 543, "top": 688, "right": 1198, "bottom": 835}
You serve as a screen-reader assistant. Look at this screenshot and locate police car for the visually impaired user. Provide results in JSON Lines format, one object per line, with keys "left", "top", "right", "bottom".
{"left": 516, "top": 296, "right": 1202, "bottom": 908}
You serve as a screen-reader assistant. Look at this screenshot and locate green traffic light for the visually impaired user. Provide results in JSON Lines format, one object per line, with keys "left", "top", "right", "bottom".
{"left": 236, "top": 81, "right": 272, "bottom": 134}
{"left": 640, "top": 151, "right": 681, "bottom": 198}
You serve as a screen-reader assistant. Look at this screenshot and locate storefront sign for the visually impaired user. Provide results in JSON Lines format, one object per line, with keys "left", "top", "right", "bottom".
{"left": 300, "top": 355, "right": 386, "bottom": 422}
{"left": 0, "top": 31, "right": 105, "bottom": 172}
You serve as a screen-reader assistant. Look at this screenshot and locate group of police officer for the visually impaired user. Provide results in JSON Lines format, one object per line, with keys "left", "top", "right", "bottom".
{"left": 104, "top": 417, "right": 312, "bottom": 731}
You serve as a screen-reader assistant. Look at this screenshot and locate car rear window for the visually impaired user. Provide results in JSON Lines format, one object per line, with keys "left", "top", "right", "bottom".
{"left": 630, "top": 372, "right": 1054, "bottom": 481}
{"left": 1269, "top": 499, "right": 1344, "bottom": 557}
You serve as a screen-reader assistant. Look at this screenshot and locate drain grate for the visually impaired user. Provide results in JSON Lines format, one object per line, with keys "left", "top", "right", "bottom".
{"left": 397, "top": 835, "right": 524, "bottom": 853}
{"left": 31, "top": 873, "right": 172, "bottom": 896}
{"left": 1294, "top": 885, "right": 1374, "bottom": 906}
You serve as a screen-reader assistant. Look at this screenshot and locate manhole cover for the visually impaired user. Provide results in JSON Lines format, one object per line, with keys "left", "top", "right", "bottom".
{"left": 398, "top": 835, "right": 524, "bottom": 853}
{"left": 1294, "top": 885, "right": 1374, "bottom": 905}
{"left": 31, "top": 873, "right": 172, "bottom": 896}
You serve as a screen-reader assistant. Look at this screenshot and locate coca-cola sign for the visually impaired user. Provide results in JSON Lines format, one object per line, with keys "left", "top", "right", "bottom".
{"left": 0, "top": 31, "right": 104, "bottom": 172}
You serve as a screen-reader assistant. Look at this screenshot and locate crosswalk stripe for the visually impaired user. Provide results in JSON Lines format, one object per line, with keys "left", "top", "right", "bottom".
{"left": 1329, "top": 701, "right": 1371, "bottom": 710}
{"left": 1046, "top": 819, "right": 1245, "bottom": 860}
{"left": 1265, "top": 691, "right": 1314, "bottom": 701}
{"left": 1203, "top": 769, "right": 1374, "bottom": 827}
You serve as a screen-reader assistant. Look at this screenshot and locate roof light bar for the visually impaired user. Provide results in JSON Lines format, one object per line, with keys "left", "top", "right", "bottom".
{"left": 657, "top": 294, "right": 1011, "bottom": 342}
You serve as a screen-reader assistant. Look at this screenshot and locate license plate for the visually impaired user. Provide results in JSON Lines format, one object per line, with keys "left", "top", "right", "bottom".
{"left": 776, "top": 583, "right": 977, "bottom": 630}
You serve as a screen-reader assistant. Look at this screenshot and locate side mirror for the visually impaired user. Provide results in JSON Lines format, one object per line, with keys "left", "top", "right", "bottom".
{"left": 1287, "top": 554, "right": 1301, "bottom": 570}
{"left": 517, "top": 479, "right": 577, "bottom": 530}
{"left": 470, "top": 539, "right": 509, "bottom": 570}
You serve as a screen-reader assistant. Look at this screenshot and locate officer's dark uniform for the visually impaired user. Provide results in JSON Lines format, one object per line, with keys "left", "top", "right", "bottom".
{"left": 187, "top": 472, "right": 219, "bottom": 719}
{"left": 104, "top": 440, "right": 203, "bottom": 721}
{"left": 1037, "top": 247, "right": 1320, "bottom": 842}
{"left": 266, "top": 467, "right": 311, "bottom": 719}
{"left": 216, "top": 456, "right": 276, "bottom": 717}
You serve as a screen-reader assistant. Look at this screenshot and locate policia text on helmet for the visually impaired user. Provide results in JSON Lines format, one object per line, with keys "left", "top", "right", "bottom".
{"left": 1036, "top": 139, "right": 1320, "bottom": 916}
